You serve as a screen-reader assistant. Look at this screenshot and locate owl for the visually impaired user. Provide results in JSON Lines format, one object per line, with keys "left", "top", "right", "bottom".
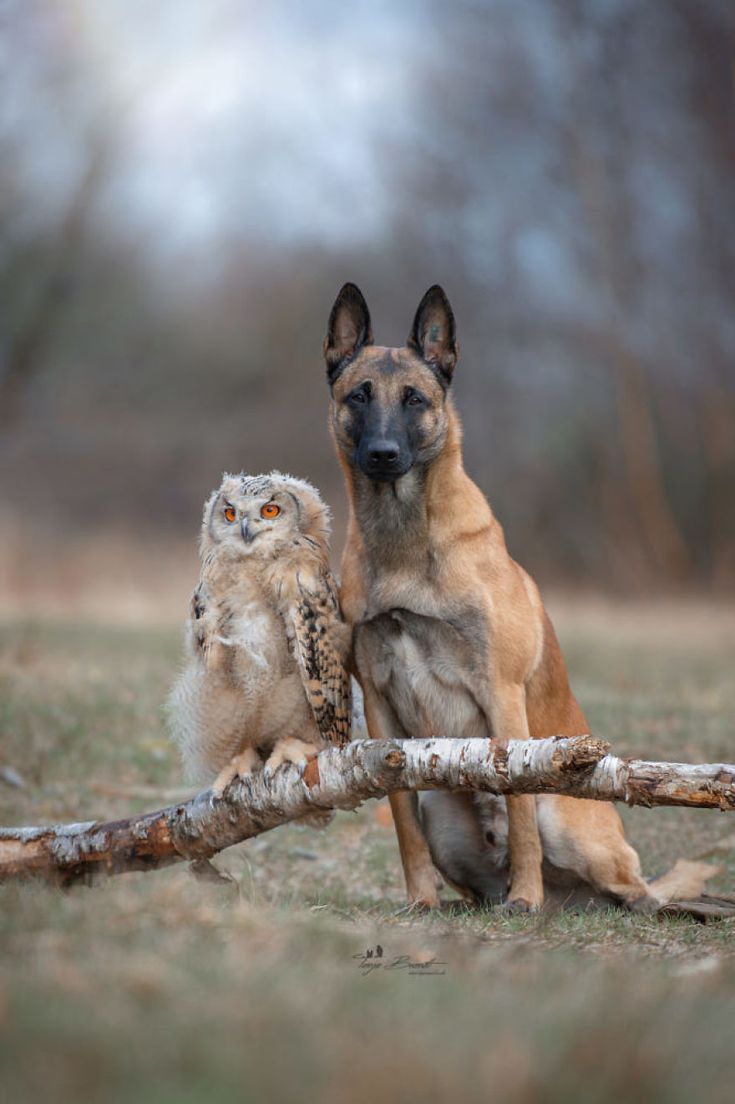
{"left": 167, "top": 471, "right": 352, "bottom": 799}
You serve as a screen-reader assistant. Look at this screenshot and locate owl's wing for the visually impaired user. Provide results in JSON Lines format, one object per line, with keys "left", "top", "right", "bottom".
{"left": 189, "top": 582, "right": 211, "bottom": 652}
{"left": 290, "top": 569, "right": 352, "bottom": 747}
{"left": 188, "top": 582, "right": 231, "bottom": 672}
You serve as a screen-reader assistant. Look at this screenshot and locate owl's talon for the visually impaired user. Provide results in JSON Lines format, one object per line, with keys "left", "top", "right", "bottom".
{"left": 265, "top": 737, "right": 319, "bottom": 772}
{"left": 211, "top": 748, "right": 262, "bottom": 797}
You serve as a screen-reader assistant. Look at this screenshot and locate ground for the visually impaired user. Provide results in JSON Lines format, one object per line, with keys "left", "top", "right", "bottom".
{"left": 0, "top": 598, "right": 734, "bottom": 1103}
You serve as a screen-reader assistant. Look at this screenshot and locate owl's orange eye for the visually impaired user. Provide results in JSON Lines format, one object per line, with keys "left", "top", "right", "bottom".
{"left": 260, "top": 502, "right": 280, "bottom": 519}
{"left": 224, "top": 506, "right": 236, "bottom": 523}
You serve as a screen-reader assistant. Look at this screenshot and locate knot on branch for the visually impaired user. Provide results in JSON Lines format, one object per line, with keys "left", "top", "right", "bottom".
{"left": 491, "top": 743, "right": 509, "bottom": 777}
{"left": 550, "top": 735, "right": 610, "bottom": 772}
{"left": 383, "top": 747, "right": 406, "bottom": 769}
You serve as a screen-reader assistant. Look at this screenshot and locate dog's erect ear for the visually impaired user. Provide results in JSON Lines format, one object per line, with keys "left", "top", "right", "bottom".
{"left": 324, "top": 283, "right": 373, "bottom": 383}
{"left": 407, "top": 285, "right": 458, "bottom": 384}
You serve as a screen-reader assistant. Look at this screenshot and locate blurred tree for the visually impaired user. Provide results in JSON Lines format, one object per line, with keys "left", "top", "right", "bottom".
{"left": 0, "top": 145, "right": 111, "bottom": 430}
{"left": 0, "top": 0, "right": 732, "bottom": 591}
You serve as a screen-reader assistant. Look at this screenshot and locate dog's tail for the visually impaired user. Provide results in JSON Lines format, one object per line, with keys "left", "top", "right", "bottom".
{"left": 647, "top": 859, "right": 722, "bottom": 904}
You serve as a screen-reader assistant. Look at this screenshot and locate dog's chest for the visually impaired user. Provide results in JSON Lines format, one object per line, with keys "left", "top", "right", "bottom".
{"left": 355, "top": 608, "right": 491, "bottom": 739}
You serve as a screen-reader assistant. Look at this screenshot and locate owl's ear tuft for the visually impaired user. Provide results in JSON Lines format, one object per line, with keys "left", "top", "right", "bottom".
{"left": 407, "top": 285, "right": 458, "bottom": 385}
{"left": 202, "top": 488, "right": 219, "bottom": 527}
{"left": 295, "top": 484, "right": 332, "bottom": 556}
{"left": 324, "top": 283, "right": 373, "bottom": 384}
{"left": 199, "top": 488, "right": 221, "bottom": 556}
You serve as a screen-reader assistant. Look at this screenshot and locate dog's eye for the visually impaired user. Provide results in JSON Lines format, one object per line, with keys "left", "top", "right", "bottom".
{"left": 260, "top": 503, "right": 280, "bottom": 519}
{"left": 224, "top": 506, "right": 236, "bottom": 523}
{"left": 405, "top": 391, "right": 425, "bottom": 407}
{"left": 350, "top": 390, "right": 368, "bottom": 405}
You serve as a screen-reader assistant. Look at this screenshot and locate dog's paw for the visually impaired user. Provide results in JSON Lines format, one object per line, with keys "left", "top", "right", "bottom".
{"left": 503, "top": 895, "right": 541, "bottom": 915}
{"left": 626, "top": 893, "right": 659, "bottom": 915}
{"left": 405, "top": 885, "right": 441, "bottom": 911}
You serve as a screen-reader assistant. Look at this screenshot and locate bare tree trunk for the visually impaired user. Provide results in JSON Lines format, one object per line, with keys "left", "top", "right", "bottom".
{"left": 0, "top": 146, "right": 110, "bottom": 431}
{"left": 701, "top": 384, "right": 735, "bottom": 589}
{"left": 613, "top": 350, "right": 694, "bottom": 582}
{"left": 558, "top": 4, "right": 694, "bottom": 586}
{"left": 1, "top": 735, "right": 734, "bottom": 886}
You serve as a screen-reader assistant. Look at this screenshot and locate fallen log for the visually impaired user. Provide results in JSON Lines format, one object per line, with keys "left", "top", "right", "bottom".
{"left": 1, "top": 735, "right": 734, "bottom": 885}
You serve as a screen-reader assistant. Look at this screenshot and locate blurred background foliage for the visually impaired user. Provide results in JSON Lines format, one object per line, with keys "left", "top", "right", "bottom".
{"left": 1, "top": 0, "right": 734, "bottom": 593}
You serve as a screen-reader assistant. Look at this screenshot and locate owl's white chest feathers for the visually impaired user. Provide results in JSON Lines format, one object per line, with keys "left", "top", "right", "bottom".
{"left": 217, "top": 601, "right": 275, "bottom": 669}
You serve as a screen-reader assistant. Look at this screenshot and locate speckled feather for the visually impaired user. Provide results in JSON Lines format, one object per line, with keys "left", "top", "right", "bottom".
{"left": 291, "top": 570, "right": 352, "bottom": 747}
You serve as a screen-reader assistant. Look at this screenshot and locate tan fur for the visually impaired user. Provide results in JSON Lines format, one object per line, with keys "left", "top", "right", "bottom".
{"left": 646, "top": 860, "right": 719, "bottom": 905}
{"left": 422, "top": 791, "right": 719, "bottom": 909}
{"left": 325, "top": 284, "right": 699, "bottom": 911}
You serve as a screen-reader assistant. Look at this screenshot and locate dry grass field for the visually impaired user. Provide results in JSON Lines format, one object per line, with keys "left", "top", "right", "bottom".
{"left": 1, "top": 596, "right": 734, "bottom": 1103}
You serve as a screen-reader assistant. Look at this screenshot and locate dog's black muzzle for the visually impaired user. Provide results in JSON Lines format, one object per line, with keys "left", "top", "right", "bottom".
{"left": 357, "top": 437, "right": 413, "bottom": 482}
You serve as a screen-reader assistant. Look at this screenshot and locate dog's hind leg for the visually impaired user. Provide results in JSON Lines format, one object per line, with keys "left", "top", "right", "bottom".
{"left": 535, "top": 795, "right": 656, "bottom": 911}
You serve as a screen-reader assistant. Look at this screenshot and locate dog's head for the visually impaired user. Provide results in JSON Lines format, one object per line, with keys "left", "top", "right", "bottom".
{"left": 324, "top": 283, "right": 458, "bottom": 482}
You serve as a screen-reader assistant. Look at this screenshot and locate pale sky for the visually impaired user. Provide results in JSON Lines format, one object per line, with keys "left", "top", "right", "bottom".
{"left": 75, "top": 1, "right": 420, "bottom": 249}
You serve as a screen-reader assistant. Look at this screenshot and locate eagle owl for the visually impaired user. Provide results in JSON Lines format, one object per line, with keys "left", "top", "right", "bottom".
{"left": 167, "top": 471, "right": 352, "bottom": 797}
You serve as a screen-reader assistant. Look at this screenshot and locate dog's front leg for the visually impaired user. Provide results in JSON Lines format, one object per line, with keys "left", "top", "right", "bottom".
{"left": 361, "top": 682, "right": 440, "bottom": 908}
{"left": 489, "top": 686, "right": 544, "bottom": 911}
{"left": 504, "top": 795, "right": 543, "bottom": 911}
{"left": 387, "top": 791, "right": 442, "bottom": 908}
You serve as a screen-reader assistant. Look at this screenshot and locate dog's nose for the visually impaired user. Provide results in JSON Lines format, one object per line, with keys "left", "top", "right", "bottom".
{"left": 368, "top": 441, "right": 400, "bottom": 466}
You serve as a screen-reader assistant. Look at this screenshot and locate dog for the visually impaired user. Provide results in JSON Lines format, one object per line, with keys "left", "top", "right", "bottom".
{"left": 324, "top": 282, "right": 714, "bottom": 911}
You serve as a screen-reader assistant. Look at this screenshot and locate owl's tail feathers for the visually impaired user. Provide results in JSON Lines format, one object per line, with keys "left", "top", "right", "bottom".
{"left": 164, "top": 670, "right": 205, "bottom": 783}
{"left": 165, "top": 666, "right": 240, "bottom": 785}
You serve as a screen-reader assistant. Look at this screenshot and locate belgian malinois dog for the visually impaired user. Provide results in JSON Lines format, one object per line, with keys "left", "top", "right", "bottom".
{"left": 324, "top": 282, "right": 709, "bottom": 911}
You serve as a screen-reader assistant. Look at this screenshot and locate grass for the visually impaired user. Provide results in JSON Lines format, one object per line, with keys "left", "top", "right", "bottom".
{"left": 0, "top": 600, "right": 734, "bottom": 1103}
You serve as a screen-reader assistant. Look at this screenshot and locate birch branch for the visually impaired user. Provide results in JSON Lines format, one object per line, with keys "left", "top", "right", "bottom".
{"left": 1, "top": 735, "right": 734, "bottom": 885}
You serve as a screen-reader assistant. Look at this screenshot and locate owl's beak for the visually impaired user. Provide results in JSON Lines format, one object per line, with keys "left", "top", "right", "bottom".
{"left": 241, "top": 519, "right": 255, "bottom": 543}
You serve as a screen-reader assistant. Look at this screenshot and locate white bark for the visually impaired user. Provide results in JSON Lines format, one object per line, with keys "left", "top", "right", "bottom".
{"left": 0, "top": 735, "right": 733, "bottom": 884}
